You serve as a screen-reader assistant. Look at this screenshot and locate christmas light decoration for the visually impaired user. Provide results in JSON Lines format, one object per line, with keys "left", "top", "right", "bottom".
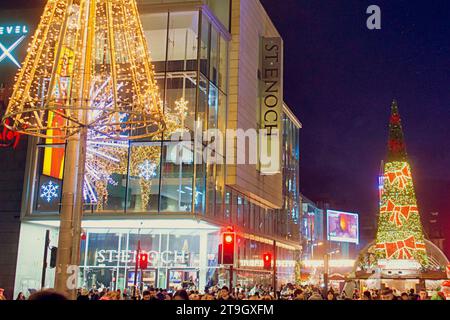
{"left": 2, "top": 0, "right": 166, "bottom": 140}
{"left": 375, "top": 100, "right": 428, "bottom": 266}
{"left": 83, "top": 97, "right": 188, "bottom": 211}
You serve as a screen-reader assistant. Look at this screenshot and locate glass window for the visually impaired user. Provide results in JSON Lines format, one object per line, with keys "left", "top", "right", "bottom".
{"left": 208, "top": 83, "right": 218, "bottom": 130}
{"left": 217, "top": 90, "right": 227, "bottom": 145}
{"left": 218, "top": 35, "right": 228, "bottom": 92}
{"left": 141, "top": 12, "right": 169, "bottom": 73}
{"left": 209, "top": 27, "right": 219, "bottom": 85}
{"left": 224, "top": 189, "right": 231, "bottom": 221}
{"left": 237, "top": 195, "right": 243, "bottom": 226}
{"left": 206, "top": 162, "right": 216, "bottom": 217}
{"left": 127, "top": 142, "right": 162, "bottom": 213}
{"left": 34, "top": 144, "right": 64, "bottom": 213}
{"left": 231, "top": 191, "right": 238, "bottom": 224}
{"left": 200, "top": 14, "right": 210, "bottom": 77}
{"left": 164, "top": 73, "right": 197, "bottom": 134}
{"left": 206, "top": 0, "right": 231, "bottom": 31}
{"left": 194, "top": 163, "right": 206, "bottom": 215}
{"left": 160, "top": 141, "right": 194, "bottom": 212}
{"left": 167, "top": 11, "right": 199, "bottom": 72}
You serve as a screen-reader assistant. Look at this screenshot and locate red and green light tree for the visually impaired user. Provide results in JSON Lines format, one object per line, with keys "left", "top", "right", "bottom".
{"left": 375, "top": 100, "right": 428, "bottom": 266}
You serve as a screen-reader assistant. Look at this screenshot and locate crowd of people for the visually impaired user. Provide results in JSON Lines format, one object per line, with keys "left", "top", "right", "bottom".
{"left": 0, "top": 283, "right": 448, "bottom": 301}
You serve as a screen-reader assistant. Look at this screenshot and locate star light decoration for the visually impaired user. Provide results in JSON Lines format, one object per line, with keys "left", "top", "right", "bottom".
{"left": 84, "top": 96, "right": 189, "bottom": 211}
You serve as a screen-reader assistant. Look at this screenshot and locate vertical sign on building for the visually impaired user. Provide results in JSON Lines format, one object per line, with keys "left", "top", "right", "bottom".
{"left": 260, "top": 37, "right": 283, "bottom": 175}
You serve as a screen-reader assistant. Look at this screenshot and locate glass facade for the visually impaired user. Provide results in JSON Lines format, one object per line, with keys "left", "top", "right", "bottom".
{"left": 280, "top": 112, "right": 301, "bottom": 241}
{"left": 301, "top": 196, "right": 325, "bottom": 259}
{"left": 78, "top": 228, "right": 220, "bottom": 291}
{"left": 75, "top": 227, "right": 297, "bottom": 292}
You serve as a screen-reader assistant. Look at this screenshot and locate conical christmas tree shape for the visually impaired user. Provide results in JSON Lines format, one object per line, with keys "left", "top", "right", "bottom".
{"left": 375, "top": 100, "right": 428, "bottom": 266}
{"left": 2, "top": 0, "right": 165, "bottom": 140}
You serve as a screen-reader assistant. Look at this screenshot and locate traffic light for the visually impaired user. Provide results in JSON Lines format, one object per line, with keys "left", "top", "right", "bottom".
{"left": 263, "top": 253, "right": 272, "bottom": 270}
{"left": 49, "top": 247, "right": 57, "bottom": 269}
{"left": 221, "top": 231, "right": 235, "bottom": 265}
{"left": 138, "top": 252, "right": 149, "bottom": 270}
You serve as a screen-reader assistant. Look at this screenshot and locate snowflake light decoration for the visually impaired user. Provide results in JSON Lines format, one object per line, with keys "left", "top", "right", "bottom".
{"left": 40, "top": 181, "right": 59, "bottom": 203}
{"left": 138, "top": 160, "right": 158, "bottom": 181}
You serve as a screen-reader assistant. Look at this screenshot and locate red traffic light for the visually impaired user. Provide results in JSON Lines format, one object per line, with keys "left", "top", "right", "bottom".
{"left": 221, "top": 232, "right": 235, "bottom": 265}
{"left": 224, "top": 234, "right": 233, "bottom": 244}
{"left": 139, "top": 252, "right": 149, "bottom": 270}
{"left": 263, "top": 253, "right": 272, "bottom": 270}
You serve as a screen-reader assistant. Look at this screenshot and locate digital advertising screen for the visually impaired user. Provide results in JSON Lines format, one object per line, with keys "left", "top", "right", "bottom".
{"left": 327, "top": 210, "right": 359, "bottom": 244}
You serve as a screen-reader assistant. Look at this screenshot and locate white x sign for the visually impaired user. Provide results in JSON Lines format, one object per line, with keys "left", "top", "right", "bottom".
{"left": 0, "top": 35, "right": 26, "bottom": 68}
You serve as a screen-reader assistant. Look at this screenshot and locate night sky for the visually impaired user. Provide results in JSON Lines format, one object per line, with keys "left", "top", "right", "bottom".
{"left": 260, "top": 0, "right": 450, "bottom": 253}
{"left": 1, "top": 1, "right": 449, "bottom": 254}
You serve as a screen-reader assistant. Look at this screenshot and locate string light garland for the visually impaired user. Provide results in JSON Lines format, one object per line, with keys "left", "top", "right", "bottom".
{"left": 2, "top": 0, "right": 166, "bottom": 140}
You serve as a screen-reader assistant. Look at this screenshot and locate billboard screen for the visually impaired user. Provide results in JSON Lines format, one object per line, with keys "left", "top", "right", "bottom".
{"left": 327, "top": 210, "right": 359, "bottom": 244}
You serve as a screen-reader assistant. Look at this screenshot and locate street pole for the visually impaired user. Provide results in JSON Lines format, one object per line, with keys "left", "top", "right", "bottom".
{"left": 229, "top": 265, "right": 233, "bottom": 294}
{"left": 41, "top": 230, "right": 50, "bottom": 289}
{"left": 324, "top": 252, "right": 329, "bottom": 294}
{"left": 54, "top": 133, "right": 83, "bottom": 299}
{"left": 133, "top": 240, "right": 141, "bottom": 299}
{"left": 273, "top": 240, "right": 277, "bottom": 298}
{"left": 54, "top": 0, "right": 92, "bottom": 300}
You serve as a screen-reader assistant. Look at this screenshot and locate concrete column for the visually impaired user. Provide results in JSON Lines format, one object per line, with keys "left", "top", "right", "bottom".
{"left": 199, "top": 232, "right": 208, "bottom": 293}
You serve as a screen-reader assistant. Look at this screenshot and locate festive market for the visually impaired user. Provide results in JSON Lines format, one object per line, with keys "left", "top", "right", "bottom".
{"left": 0, "top": 0, "right": 449, "bottom": 305}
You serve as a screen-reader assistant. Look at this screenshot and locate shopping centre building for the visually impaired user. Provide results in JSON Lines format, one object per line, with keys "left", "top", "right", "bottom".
{"left": 0, "top": 0, "right": 302, "bottom": 298}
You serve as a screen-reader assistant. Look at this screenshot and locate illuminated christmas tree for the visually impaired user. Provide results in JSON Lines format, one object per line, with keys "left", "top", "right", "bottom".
{"left": 375, "top": 100, "right": 428, "bottom": 266}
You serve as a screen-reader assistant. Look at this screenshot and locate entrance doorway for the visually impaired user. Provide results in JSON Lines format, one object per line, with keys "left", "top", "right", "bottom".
{"left": 167, "top": 268, "right": 199, "bottom": 291}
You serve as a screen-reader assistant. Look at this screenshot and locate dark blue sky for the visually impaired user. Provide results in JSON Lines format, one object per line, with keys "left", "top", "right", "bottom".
{"left": 261, "top": 0, "right": 450, "bottom": 250}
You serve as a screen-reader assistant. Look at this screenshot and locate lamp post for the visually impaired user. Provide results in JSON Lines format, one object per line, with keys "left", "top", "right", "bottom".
{"left": 324, "top": 249, "right": 340, "bottom": 294}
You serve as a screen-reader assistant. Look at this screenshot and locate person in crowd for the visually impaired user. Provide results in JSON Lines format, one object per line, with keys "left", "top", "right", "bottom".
{"left": 352, "top": 289, "right": 360, "bottom": 300}
{"left": 218, "top": 286, "right": 234, "bottom": 300}
{"left": 327, "top": 290, "right": 336, "bottom": 300}
{"left": 419, "top": 289, "right": 429, "bottom": 301}
{"left": 77, "top": 288, "right": 90, "bottom": 301}
{"left": 308, "top": 288, "right": 323, "bottom": 300}
{"left": 408, "top": 289, "right": 418, "bottom": 300}
{"left": 28, "top": 289, "right": 68, "bottom": 301}
{"left": 362, "top": 291, "right": 372, "bottom": 300}
{"left": 380, "top": 288, "right": 396, "bottom": 301}
{"left": 16, "top": 292, "right": 26, "bottom": 300}
{"left": 201, "top": 293, "right": 215, "bottom": 300}
{"left": 400, "top": 292, "right": 409, "bottom": 301}
{"left": 90, "top": 289, "right": 100, "bottom": 301}
{"left": 189, "top": 292, "right": 200, "bottom": 300}
{"left": 142, "top": 290, "right": 152, "bottom": 301}
{"left": 431, "top": 291, "right": 446, "bottom": 301}
{"left": 0, "top": 288, "right": 6, "bottom": 300}
{"left": 173, "top": 289, "right": 189, "bottom": 300}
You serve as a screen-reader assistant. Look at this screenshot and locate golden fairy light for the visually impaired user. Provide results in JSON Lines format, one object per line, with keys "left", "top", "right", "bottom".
{"left": 2, "top": 0, "right": 166, "bottom": 140}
